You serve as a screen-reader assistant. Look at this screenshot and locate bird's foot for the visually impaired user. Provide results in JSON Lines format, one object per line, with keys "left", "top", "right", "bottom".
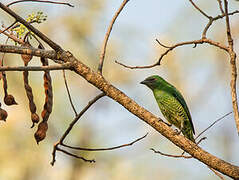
{"left": 174, "top": 129, "right": 182, "bottom": 135}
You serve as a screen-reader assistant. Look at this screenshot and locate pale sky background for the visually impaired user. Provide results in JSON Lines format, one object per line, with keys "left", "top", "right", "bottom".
{"left": 0, "top": 0, "right": 239, "bottom": 180}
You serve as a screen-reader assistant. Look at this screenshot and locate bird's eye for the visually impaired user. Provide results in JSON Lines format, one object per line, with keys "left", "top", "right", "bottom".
{"left": 148, "top": 78, "right": 156, "bottom": 81}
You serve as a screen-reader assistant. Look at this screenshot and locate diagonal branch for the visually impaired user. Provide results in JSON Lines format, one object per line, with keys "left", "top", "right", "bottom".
{"left": 98, "top": 0, "right": 130, "bottom": 74}
{"left": 189, "top": 0, "right": 211, "bottom": 19}
{"left": 223, "top": 0, "right": 239, "bottom": 136}
{"left": 51, "top": 93, "right": 105, "bottom": 165}
{"left": 63, "top": 70, "right": 78, "bottom": 116}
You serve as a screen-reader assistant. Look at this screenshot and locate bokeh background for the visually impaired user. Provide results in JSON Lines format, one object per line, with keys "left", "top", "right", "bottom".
{"left": 0, "top": 0, "right": 239, "bottom": 179}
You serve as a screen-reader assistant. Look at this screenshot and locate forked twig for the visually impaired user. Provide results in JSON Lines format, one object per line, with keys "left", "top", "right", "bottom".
{"left": 56, "top": 147, "right": 95, "bottom": 163}
{"left": 51, "top": 93, "right": 105, "bottom": 165}
{"left": 116, "top": 38, "right": 228, "bottom": 69}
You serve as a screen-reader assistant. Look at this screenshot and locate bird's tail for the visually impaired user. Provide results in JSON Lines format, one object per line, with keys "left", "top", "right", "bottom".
{"left": 182, "top": 128, "right": 195, "bottom": 143}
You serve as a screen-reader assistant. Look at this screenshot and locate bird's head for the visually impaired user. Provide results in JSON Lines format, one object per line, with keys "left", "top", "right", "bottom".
{"left": 140, "top": 75, "right": 166, "bottom": 90}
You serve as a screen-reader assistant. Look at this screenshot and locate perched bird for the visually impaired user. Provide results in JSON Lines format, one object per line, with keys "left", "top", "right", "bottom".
{"left": 140, "top": 75, "right": 195, "bottom": 142}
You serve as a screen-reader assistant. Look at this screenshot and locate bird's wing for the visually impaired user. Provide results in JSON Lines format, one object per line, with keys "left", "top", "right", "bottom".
{"left": 169, "top": 86, "right": 195, "bottom": 134}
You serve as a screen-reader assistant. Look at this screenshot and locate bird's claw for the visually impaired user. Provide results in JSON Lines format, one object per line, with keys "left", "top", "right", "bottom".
{"left": 174, "top": 129, "right": 182, "bottom": 135}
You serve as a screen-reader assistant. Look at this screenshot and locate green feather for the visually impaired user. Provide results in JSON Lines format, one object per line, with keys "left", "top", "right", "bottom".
{"left": 141, "top": 75, "right": 195, "bottom": 142}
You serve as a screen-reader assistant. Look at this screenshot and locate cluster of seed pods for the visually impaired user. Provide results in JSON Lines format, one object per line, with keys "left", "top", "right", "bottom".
{"left": 0, "top": 39, "right": 53, "bottom": 144}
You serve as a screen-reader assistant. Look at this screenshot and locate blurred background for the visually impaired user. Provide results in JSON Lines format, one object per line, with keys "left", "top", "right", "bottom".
{"left": 0, "top": 0, "right": 239, "bottom": 179}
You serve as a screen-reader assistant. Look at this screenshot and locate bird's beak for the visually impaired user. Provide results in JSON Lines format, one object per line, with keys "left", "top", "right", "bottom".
{"left": 140, "top": 80, "right": 147, "bottom": 85}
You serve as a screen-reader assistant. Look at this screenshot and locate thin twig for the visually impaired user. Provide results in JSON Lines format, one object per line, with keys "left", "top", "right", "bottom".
{"left": 155, "top": 39, "right": 171, "bottom": 48}
{"left": 150, "top": 148, "right": 192, "bottom": 159}
{"left": 189, "top": 0, "right": 211, "bottom": 19}
{"left": 60, "top": 92, "right": 105, "bottom": 144}
{"left": 202, "top": 10, "right": 239, "bottom": 38}
{"left": 51, "top": 93, "right": 105, "bottom": 166}
{"left": 216, "top": 0, "right": 225, "bottom": 14}
{"left": 224, "top": 0, "right": 239, "bottom": 136}
{"left": 63, "top": 70, "right": 77, "bottom": 116}
{"left": 0, "top": 21, "right": 17, "bottom": 35}
{"left": 195, "top": 112, "right": 232, "bottom": 140}
{"left": 98, "top": 0, "right": 130, "bottom": 74}
{"left": 0, "top": 64, "right": 72, "bottom": 71}
{"left": 0, "top": 28, "right": 24, "bottom": 44}
{"left": 61, "top": 133, "right": 148, "bottom": 151}
{"left": 7, "top": 0, "right": 74, "bottom": 7}
{"left": 209, "top": 166, "right": 226, "bottom": 180}
{"left": 56, "top": 147, "right": 95, "bottom": 163}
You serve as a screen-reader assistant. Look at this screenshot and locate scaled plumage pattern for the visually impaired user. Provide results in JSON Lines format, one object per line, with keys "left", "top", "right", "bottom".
{"left": 141, "top": 75, "right": 195, "bottom": 142}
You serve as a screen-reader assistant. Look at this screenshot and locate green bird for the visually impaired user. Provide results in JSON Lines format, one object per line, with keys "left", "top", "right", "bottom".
{"left": 140, "top": 75, "right": 195, "bottom": 142}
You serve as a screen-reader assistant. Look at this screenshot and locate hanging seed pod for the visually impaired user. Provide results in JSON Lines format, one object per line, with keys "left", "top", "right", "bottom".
{"left": 0, "top": 103, "right": 8, "bottom": 121}
{"left": 21, "top": 38, "right": 39, "bottom": 128}
{"left": 2, "top": 71, "right": 18, "bottom": 106}
{"left": 34, "top": 121, "right": 48, "bottom": 144}
{"left": 23, "top": 70, "right": 39, "bottom": 128}
{"left": 34, "top": 44, "right": 53, "bottom": 144}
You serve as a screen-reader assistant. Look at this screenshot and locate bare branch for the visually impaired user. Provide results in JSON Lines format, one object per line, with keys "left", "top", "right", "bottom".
{"left": 0, "top": 44, "right": 57, "bottom": 59}
{"left": 51, "top": 93, "right": 105, "bottom": 166}
{"left": 202, "top": 10, "right": 239, "bottom": 38}
{"left": 0, "top": 21, "right": 17, "bottom": 35}
{"left": 115, "top": 60, "right": 159, "bottom": 69}
{"left": 0, "top": 64, "right": 72, "bottom": 71}
{"left": 7, "top": 0, "right": 74, "bottom": 7}
{"left": 217, "top": 0, "right": 224, "bottom": 14}
{"left": 150, "top": 148, "right": 192, "bottom": 159}
{"left": 224, "top": 0, "right": 239, "bottom": 136}
{"left": 63, "top": 70, "right": 77, "bottom": 116}
{"left": 195, "top": 112, "right": 232, "bottom": 140}
{"left": 55, "top": 147, "right": 95, "bottom": 163}
{"left": 189, "top": 0, "right": 211, "bottom": 19}
{"left": 61, "top": 133, "right": 148, "bottom": 151}
{"left": 98, "top": 0, "right": 130, "bottom": 74}
{"left": 116, "top": 38, "right": 229, "bottom": 69}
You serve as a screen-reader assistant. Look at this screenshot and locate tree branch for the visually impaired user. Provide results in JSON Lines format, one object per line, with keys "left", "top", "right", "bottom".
{"left": 115, "top": 38, "right": 229, "bottom": 69}
{"left": 6, "top": 0, "right": 74, "bottom": 7}
{"left": 61, "top": 133, "right": 148, "bottom": 151}
{"left": 63, "top": 70, "right": 78, "bottom": 116}
{"left": 97, "top": 0, "right": 130, "bottom": 74}
{"left": 223, "top": 0, "right": 239, "bottom": 136}
{"left": 51, "top": 93, "right": 105, "bottom": 165}
{"left": 0, "top": 64, "right": 72, "bottom": 71}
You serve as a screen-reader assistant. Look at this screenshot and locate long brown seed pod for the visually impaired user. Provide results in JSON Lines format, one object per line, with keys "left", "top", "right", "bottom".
{"left": 21, "top": 41, "right": 39, "bottom": 128}
{"left": 34, "top": 44, "right": 53, "bottom": 144}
